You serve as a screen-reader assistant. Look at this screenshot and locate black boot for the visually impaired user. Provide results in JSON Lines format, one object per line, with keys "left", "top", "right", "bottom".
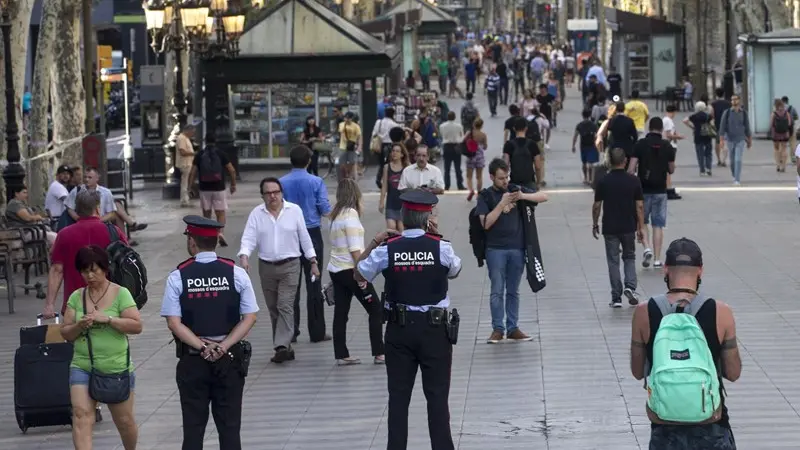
{"left": 667, "top": 188, "right": 682, "bottom": 200}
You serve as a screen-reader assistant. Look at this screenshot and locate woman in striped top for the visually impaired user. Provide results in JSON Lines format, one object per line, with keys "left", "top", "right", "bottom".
{"left": 327, "top": 179, "right": 385, "bottom": 365}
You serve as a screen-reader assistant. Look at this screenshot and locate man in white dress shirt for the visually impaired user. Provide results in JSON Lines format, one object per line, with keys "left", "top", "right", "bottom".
{"left": 238, "top": 177, "right": 319, "bottom": 363}
{"left": 398, "top": 146, "right": 445, "bottom": 193}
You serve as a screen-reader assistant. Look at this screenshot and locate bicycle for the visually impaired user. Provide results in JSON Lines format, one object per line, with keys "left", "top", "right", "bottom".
{"left": 314, "top": 137, "right": 341, "bottom": 181}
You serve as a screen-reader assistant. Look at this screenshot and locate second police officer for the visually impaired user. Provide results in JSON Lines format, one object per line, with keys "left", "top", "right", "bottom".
{"left": 161, "top": 216, "right": 258, "bottom": 450}
{"left": 355, "top": 190, "right": 462, "bottom": 450}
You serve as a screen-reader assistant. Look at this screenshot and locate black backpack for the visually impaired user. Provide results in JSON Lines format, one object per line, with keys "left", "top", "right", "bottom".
{"left": 106, "top": 224, "right": 148, "bottom": 309}
{"left": 468, "top": 190, "right": 489, "bottom": 267}
{"left": 199, "top": 149, "right": 223, "bottom": 183}
{"left": 774, "top": 112, "right": 790, "bottom": 134}
{"left": 525, "top": 118, "right": 541, "bottom": 142}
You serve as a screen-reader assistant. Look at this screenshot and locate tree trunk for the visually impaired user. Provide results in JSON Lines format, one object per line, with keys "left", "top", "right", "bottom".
{"left": 764, "top": 0, "right": 792, "bottom": 29}
{"left": 10, "top": 0, "right": 34, "bottom": 157}
{"left": 51, "top": 0, "right": 85, "bottom": 166}
{"left": 27, "top": 0, "right": 57, "bottom": 207}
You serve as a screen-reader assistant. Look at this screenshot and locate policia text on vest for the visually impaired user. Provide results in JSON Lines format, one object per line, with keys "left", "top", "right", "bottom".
{"left": 162, "top": 215, "right": 259, "bottom": 450}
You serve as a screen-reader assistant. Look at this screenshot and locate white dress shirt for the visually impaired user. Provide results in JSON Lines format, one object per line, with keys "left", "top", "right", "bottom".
{"left": 397, "top": 163, "right": 444, "bottom": 190}
{"left": 439, "top": 120, "right": 464, "bottom": 144}
{"left": 237, "top": 201, "right": 316, "bottom": 262}
{"left": 372, "top": 117, "right": 401, "bottom": 144}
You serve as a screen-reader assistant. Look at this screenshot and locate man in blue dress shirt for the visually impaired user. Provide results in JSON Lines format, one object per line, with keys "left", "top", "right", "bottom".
{"left": 280, "top": 145, "right": 332, "bottom": 343}
{"left": 161, "top": 215, "right": 259, "bottom": 450}
{"left": 355, "top": 190, "right": 462, "bottom": 450}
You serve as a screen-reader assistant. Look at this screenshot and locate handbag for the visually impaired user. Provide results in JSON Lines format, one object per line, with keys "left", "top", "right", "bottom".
{"left": 371, "top": 119, "right": 384, "bottom": 154}
{"left": 82, "top": 289, "right": 131, "bottom": 405}
{"left": 343, "top": 125, "right": 357, "bottom": 152}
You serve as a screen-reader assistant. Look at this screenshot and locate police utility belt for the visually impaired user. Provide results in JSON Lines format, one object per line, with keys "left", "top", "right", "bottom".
{"left": 381, "top": 292, "right": 460, "bottom": 345}
{"left": 175, "top": 338, "right": 253, "bottom": 377}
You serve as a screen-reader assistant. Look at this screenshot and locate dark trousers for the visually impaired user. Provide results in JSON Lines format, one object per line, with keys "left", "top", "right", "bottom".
{"left": 466, "top": 77, "right": 476, "bottom": 93}
{"left": 177, "top": 354, "right": 245, "bottom": 450}
{"left": 386, "top": 318, "right": 454, "bottom": 450}
{"left": 438, "top": 75, "right": 447, "bottom": 93}
{"left": 487, "top": 91, "right": 498, "bottom": 115}
{"left": 294, "top": 226, "right": 327, "bottom": 342}
{"left": 499, "top": 78, "right": 509, "bottom": 104}
{"left": 421, "top": 74, "right": 431, "bottom": 91}
{"left": 307, "top": 150, "right": 320, "bottom": 176}
{"left": 376, "top": 143, "right": 393, "bottom": 187}
{"left": 603, "top": 233, "right": 637, "bottom": 301}
{"left": 442, "top": 143, "right": 464, "bottom": 190}
{"left": 329, "top": 269, "right": 384, "bottom": 359}
{"left": 514, "top": 78, "right": 525, "bottom": 99}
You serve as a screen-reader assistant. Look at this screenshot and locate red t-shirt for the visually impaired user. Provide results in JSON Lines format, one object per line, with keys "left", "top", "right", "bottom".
{"left": 51, "top": 217, "right": 128, "bottom": 313}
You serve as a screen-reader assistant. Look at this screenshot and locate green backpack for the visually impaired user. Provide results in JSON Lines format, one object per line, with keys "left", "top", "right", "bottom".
{"left": 646, "top": 294, "right": 721, "bottom": 423}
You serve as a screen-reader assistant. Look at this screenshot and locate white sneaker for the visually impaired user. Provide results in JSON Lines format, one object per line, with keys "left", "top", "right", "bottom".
{"left": 544, "top": 143, "right": 551, "bottom": 151}
{"left": 642, "top": 249, "right": 654, "bottom": 268}
{"left": 653, "top": 260, "right": 664, "bottom": 269}
{"left": 733, "top": 181, "right": 740, "bottom": 186}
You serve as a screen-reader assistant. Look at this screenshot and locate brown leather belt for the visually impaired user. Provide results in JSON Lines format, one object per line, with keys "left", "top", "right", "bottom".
{"left": 260, "top": 257, "right": 298, "bottom": 266}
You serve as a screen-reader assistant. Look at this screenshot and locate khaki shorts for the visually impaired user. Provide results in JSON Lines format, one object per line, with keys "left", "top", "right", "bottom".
{"left": 199, "top": 190, "right": 228, "bottom": 212}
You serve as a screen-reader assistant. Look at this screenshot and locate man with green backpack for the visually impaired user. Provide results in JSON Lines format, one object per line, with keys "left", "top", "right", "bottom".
{"left": 629, "top": 238, "right": 741, "bottom": 449}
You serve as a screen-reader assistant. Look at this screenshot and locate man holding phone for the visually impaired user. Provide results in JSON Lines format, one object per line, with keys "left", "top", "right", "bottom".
{"left": 397, "top": 146, "right": 445, "bottom": 194}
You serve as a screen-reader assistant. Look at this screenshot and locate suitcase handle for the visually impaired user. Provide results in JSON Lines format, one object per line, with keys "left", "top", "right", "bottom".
{"left": 35, "top": 313, "right": 61, "bottom": 326}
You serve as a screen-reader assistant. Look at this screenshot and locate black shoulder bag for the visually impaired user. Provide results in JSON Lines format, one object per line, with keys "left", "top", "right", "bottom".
{"left": 82, "top": 289, "right": 132, "bottom": 404}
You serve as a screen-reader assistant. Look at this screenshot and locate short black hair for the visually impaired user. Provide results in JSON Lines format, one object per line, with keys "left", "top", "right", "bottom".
{"left": 513, "top": 116, "right": 528, "bottom": 132}
{"left": 289, "top": 145, "right": 312, "bottom": 168}
{"left": 631, "top": 89, "right": 640, "bottom": 99}
{"left": 259, "top": 177, "right": 282, "bottom": 195}
{"left": 466, "top": 92, "right": 473, "bottom": 101}
{"left": 10, "top": 184, "right": 26, "bottom": 196}
{"left": 582, "top": 109, "right": 591, "bottom": 119}
{"left": 716, "top": 88, "right": 725, "bottom": 98}
{"left": 666, "top": 105, "right": 677, "bottom": 113}
{"left": 782, "top": 96, "right": 789, "bottom": 103}
{"left": 539, "top": 83, "right": 547, "bottom": 90}
{"left": 616, "top": 102, "right": 626, "bottom": 113}
{"left": 597, "top": 95, "right": 606, "bottom": 103}
{"left": 609, "top": 147, "right": 627, "bottom": 166}
{"left": 75, "top": 245, "right": 110, "bottom": 274}
{"left": 509, "top": 104, "right": 520, "bottom": 116}
{"left": 447, "top": 111, "right": 456, "bottom": 121}
{"left": 488, "top": 158, "right": 509, "bottom": 176}
{"left": 389, "top": 126, "right": 405, "bottom": 143}
{"left": 385, "top": 107, "right": 395, "bottom": 119}
{"left": 649, "top": 117, "right": 664, "bottom": 131}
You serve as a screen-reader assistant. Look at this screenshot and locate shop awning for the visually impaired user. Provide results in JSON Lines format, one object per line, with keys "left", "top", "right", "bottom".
{"left": 739, "top": 28, "right": 800, "bottom": 45}
{"left": 239, "top": 0, "right": 398, "bottom": 58}
{"left": 379, "top": 0, "right": 457, "bottom": 24}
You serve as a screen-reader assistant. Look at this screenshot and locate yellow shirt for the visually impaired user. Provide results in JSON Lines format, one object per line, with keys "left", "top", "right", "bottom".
{"left": 625, "top": 100, "right": 650, "bottom": 131}
{"left": 338, "top": 122, "right": 361, "bottom": 150}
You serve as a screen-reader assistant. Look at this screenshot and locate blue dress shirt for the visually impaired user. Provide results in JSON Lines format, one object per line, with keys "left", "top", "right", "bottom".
{"left": 280, "top": 169, "right": 331, "bottom": 229}
{"left": 161, "top": 252, "right": 259, "bottom": 338}
{"left": 357, "top": 229, "right": 462, "bottom": 311}
{"left": 586, "top": 65, "right": 607, "bottom": 85}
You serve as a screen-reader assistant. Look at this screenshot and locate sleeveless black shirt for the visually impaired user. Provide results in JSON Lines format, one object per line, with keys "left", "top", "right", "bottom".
{"left": 646, "top": 298, "right": 730, "bottom": 429}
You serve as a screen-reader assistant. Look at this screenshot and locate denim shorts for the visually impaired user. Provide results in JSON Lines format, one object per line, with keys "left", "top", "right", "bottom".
{"left": 644, "top": 193, "right": 668, "bottom": 228}
{"left": 69, "top": 367, "right": 136, "bottom": 390}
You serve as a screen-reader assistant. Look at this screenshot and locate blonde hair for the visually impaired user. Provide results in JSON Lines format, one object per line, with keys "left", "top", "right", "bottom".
{"left": 330, "top": 178, "right": 362, "bottom": 221}
{"left": 774, "top": 98, "right": 785, "bottom": 109}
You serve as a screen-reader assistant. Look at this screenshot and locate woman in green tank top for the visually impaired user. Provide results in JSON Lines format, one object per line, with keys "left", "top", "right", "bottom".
{"left": 60, "top": 245, "right": 142, "bottom": 450}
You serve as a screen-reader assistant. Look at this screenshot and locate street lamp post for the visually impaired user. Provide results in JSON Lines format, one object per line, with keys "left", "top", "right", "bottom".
{"left": 1, "top": 4, "right": 23, "bottom": 201}
{"left": 143, "top": 0, "right": 257, "bottom": 200}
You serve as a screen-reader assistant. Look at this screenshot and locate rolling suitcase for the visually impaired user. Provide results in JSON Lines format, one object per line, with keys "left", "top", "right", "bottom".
{"left": 15, "top": 315, "right": 73, "bottom": 433}
{"left": 20, "top": 313, "right": 66, "bottom": 346}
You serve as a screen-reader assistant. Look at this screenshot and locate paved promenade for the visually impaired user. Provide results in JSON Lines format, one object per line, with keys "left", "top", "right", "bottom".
{"left": 1, "top": 92, "right": 800, "bottom": 449}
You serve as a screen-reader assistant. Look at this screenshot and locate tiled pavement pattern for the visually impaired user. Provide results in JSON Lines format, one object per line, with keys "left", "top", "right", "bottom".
{"left": 1, "top": 90, "right": 800, "bottom": 449}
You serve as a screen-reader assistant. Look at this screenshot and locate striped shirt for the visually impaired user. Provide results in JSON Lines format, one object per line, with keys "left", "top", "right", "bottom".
{"left": 327, "top": 208, "right": 365, "bottom": 273}
{"left": 485, "top": 74, "right": 500, "bottom": 92}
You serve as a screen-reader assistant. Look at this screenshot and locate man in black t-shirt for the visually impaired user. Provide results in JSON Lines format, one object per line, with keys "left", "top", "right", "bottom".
{"left": 592, "top": 147, "right": 644, "bottom": 307}
{"left": 628, "top": 117, "right": 675, "bottom": 270}
{"left": 504, "top": 104, "right": 521, "bottom": 142}
{"left": 573, "top": 109, "right": 599, "bottom": 185}
{"left": 711, "top": 88, "right": 731, "bottom": 167}
{"left": 502, "top": 116, "right": 542, "bottom": 188}
{"left": 535, "top": 83, "right": 555, "bottom": 123}
{"left": 188, "top": 136, "right": 238, "bottom": 246}
{"left": 605, "top": 102, "right": 639, "bottom": 158}
{"left": 607, "top": 68, "right": 623, "bottom": 99}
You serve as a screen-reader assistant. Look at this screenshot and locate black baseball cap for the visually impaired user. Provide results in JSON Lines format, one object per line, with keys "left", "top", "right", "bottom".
{"left": 56, "top": 165, "right": 73, "bottom": 175}
{"left": 665, "top": 238, "right": 703, "bottom": 267}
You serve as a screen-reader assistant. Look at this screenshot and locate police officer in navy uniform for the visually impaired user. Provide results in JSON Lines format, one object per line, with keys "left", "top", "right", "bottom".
{"left": 161, "top": 216, "right": 259, "bottom": 450}
{"left": 356, "top": 190, "right": 462, "bottom": 450}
